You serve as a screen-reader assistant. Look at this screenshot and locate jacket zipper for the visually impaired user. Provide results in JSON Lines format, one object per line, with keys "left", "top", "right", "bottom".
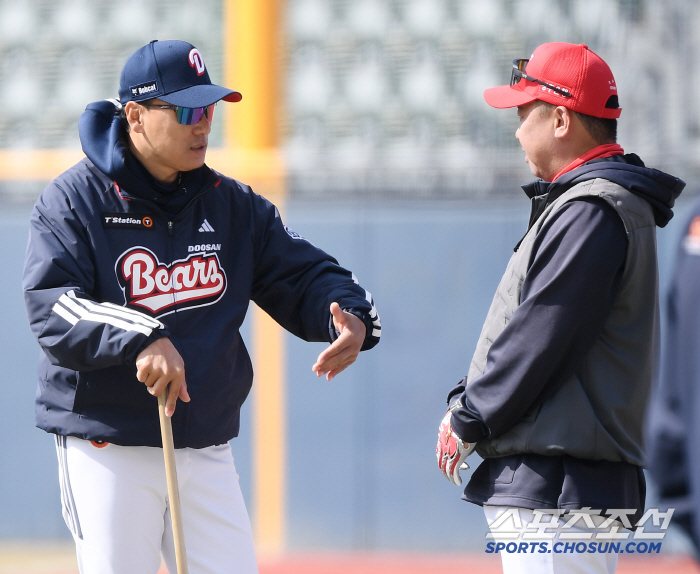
{"left": 119, "top": 175, "right": 221, "bottom": 221}
{"left": 115, "top": 176, "right": 221, "bottom": 446}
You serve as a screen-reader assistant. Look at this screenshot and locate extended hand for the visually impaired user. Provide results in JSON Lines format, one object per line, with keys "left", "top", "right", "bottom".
{"left": 436, "top": 410, "right": 476, "bottom": 486}
{"left": 312, "top": 302, "right": 366, "bottom": 381}
{"left": 136, "top": 337, "right": 190, "bottom": 417}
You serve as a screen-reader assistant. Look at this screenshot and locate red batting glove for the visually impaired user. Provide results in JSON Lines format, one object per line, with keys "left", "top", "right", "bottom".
{"left": 436, "top": 410, "right": 476, "bottom": 486}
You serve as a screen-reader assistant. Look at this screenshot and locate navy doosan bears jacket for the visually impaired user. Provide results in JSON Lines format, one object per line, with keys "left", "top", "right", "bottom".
{"left": 23, "top": 99, "right": 381, "bottom": 448}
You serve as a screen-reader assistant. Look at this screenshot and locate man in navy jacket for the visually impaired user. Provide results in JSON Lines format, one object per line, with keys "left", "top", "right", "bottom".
{"left": 23, "top": 40, "right": 380, "bottom": 574}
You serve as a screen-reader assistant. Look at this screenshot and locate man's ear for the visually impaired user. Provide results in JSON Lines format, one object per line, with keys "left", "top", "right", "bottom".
{"left": 125, "top": 102, "right": 144, "bottom": 134}
{"left": 553, "top": 106, "right": 573, "bottom": 139}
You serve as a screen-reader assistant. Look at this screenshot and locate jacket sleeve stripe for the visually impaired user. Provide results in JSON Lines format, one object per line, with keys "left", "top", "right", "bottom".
{"left": 364, "top": 290, "right": 381, "bottom": 338}
{"left": 100, "top": 301, "right": 163, "bottom": 327}
{"left": 66, "top": 292, "right": 163, "bottom": 329}
{"left": 54, "top": 292, "right": 156, "bottom": 336}
{"left": 52, "top": 301, "right": 79, "bottom": 326}
{"left": 350, "top": 275, "right": 381, "bottom": 341}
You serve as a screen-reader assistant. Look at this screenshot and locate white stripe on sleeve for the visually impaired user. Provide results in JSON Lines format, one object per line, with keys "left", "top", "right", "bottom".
{"left": 67, "top": 293, "right": 163, "bottom": 329}
{"left": 53, "top": 302, "right": 79, "bottom": 325}
{"left": 52, "top": 291, "right": 160, "bottom": 336}
{"left": 364, "top": 289, "right": 381, "bottom": 339}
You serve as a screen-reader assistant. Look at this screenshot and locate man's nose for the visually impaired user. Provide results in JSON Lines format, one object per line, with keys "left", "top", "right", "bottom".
{"left": 193, "top": 113, "right": 212, "bottom": 134}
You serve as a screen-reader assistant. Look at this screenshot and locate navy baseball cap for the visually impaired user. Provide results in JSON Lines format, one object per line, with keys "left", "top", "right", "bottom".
{"left": 119, "top": 40, "right": 242, "bottom": 107}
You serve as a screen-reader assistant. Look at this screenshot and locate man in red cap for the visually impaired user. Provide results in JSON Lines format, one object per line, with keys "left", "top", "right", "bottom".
{"left": 436, "top": 43, "right": 684, "bottom": 573}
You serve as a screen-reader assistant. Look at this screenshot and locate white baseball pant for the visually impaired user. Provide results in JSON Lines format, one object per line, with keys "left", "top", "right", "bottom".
{"left": 485, "top": 506, "right": 619, "bottom": 574}
{"left": 55, "top": 435, "right": 258, "bottom": 574}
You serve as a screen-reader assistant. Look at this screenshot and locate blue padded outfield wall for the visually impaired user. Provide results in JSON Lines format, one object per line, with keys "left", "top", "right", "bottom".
{"left": 0, "top": 196, "right": 694, "bottom": 548}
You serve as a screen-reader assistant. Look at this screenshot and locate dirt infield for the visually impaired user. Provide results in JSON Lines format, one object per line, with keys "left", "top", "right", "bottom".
{"left": 1, "top": 543, "right": 698, "bottom": 573}
{"left": 256, "top": 553, "right": 700, "bottom": 574}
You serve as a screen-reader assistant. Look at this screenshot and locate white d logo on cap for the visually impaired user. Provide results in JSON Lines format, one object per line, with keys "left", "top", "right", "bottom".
{"left": 189, "top": 48, "right": 206, "bottom": 76}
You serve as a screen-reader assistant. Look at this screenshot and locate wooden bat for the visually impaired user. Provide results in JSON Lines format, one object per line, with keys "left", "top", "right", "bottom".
{"left": 158, "top": 391, "right": 189, "bottom": 574}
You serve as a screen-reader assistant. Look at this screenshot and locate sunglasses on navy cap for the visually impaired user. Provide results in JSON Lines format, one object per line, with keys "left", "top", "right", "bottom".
{"left": 141, "top": 102, "right": 216, "bottom": 125}
{"left": 510, "top": 59, "right": 572, "bottom": 98}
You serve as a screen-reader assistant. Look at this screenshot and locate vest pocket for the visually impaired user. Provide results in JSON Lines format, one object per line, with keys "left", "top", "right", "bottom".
{"left": 470, "top": 455, "right": 522, "bottom": 485}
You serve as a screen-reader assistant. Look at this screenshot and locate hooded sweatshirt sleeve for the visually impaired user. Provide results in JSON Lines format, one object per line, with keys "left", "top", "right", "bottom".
{"left": 23, "top": 182, "right": 168, "bottom": 372}
{"left": 448, "top": 198, "right": 627, "bottom": 443}
{"left": 248, "top": 190, "right": 380, "bottom": 350}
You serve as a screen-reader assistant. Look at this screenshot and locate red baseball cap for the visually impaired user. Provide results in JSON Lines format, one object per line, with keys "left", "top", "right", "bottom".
{"left": 483, "top": 43, "right": 621, "bottom": 119}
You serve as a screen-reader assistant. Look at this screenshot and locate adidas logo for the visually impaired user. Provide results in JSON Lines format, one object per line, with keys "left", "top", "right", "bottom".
{"left": 198, "top": 219, "right": 215, "bottom": 232}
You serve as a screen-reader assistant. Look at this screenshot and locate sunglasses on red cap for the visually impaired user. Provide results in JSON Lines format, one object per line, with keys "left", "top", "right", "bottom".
{"left": 141, "top": 102, "right": 216, "bottom": 125}
{"left": 510, "top": 59, "right": 572, "bottom": 99}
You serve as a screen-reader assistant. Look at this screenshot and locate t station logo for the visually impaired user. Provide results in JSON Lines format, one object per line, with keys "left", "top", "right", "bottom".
{"left": 116, "top": 247, "right": 226, "bottom": 317}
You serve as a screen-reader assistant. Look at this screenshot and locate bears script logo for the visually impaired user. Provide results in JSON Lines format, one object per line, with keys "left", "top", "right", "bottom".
{"left": 116, "top": 247, "right": 226, "bottom": 317}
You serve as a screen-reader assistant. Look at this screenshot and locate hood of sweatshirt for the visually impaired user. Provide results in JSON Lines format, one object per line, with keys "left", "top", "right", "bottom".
{"left": 77, "top": 99, "right": 218, "bottom": 215}
{"left": 522, "top": 153, "right": 685, "bottom": 228}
